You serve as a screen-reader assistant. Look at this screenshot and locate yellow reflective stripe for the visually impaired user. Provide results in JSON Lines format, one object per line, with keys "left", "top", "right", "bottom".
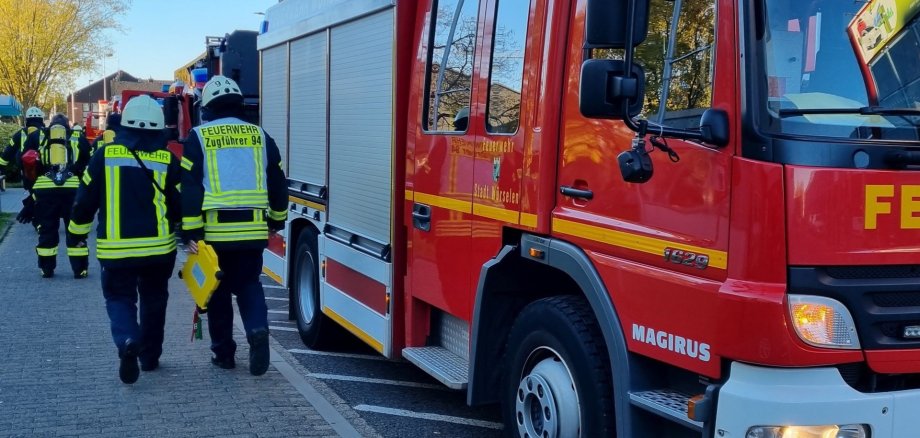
{"left": 268, "top": 209, "right": 286, "bottom": 221}
{"left": 153, "top": 171, "right": 167, "bottom": 237}
{"left": 81, "top": 172, "right": 92, "bottom": 185}
{"left": 182, "top": 216, "right": 204, "bottom": 230}
{"left": 113, "top": 168, "right": 121, "bottom": 238}
{"left": 180, "top": 156, "right": 193, "bottom": 171}
{"left": 97, "top": 242, "right": 177, "bottom": 259}
{"left": 33, "top": 178, "right": 80, "bottom": 189}
{"left": 206, "top": 147, "right": 221, "bottom": 193}
{"left": 254, "top": 142, "right": 264, "bottom": 192}
{"left": 106, "top": 167, "right": 115, "bottom": 239}
{"left": 67, "top": 247, "right": 90, "bottom": 257}
{"left": 0, "top": 157, "right": 8, "bottom": 166}
{"left": 97, "top": 235, "right": 175, "bottom": 248}
{"left": 205, "top": 231, "right": 268, "bottom": 241}
{"left": 68, "top": 221, "right": 92, "bottom": 235}
{"left": 36, "top": 247, "right": 58, "bottom": 256}
{"left": 520, "top": 213, "right": 538, "bottom": 228}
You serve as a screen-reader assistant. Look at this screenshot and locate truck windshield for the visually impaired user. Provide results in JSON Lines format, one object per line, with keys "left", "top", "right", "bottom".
{"left": 760, "top": 0, "right": 920, "bottom": 140}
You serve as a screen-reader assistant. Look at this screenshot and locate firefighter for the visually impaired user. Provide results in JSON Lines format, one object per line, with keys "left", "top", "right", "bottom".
{"left": 0, "top": 107, "right": 45, "bottom": 225}
{"left": 30, "top": 114, "right": 91, "bottom": 278}
{"left": 92, "top": 113, "right": 121, "bottom": 155}
{"left": 68, "top": 95, "right": 181, "bottom": 384}
{"left": 181, "top": 75, "right": 287, "bottom": 376}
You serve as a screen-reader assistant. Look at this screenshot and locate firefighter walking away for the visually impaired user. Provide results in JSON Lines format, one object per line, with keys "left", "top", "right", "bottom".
{"left": 31, "top": 114, "right": 91, "bottom": 278}
{"left": 1, "top": 106, "right": 46, "bottom": 227}
{"left": 68, "top": 95, "right": 182, "bottom": 384}
{"left": 181, "top": 75, "right": 287, "bottom": 376}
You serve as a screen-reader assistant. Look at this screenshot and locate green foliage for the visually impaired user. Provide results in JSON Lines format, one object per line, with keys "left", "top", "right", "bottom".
{"left": 0, "top": 0, "right": 130, "bottom": 113}
{"left": 0, "top": 122, "right": 21, "bottom": 182}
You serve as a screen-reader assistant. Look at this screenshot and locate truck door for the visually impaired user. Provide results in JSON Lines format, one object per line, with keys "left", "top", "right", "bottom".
{"left": 409, "top": 0, "right": 484, "bottom": 321}
{"left": 470, "top": 0, "right": 535, "bottom": 284}
{"left": 554, "top": 0, "right": 732, "bottom": 376}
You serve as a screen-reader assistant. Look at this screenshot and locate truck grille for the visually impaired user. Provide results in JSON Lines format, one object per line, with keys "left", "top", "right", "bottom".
{"left": 826, "top": 265, "right": 920, "bottom": 280}
{"left": 790, "top": 266, "right": 920, "bottom": 350}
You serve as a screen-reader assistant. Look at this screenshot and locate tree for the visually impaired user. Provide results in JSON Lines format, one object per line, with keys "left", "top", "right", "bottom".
{"left": 0, "top": 0, "right": 129, "bottom": 117}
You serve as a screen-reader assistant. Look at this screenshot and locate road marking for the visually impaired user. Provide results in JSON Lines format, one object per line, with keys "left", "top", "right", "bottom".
{"left": 272, "top": 320, "right": 295, "bottom": 324}
{"left": 263, "top": 285, "right": 287, "bottom": 290}
{"left": 353, "top": 405, "right": 503, "bottom": 429}
{"left": 308, "top": 373, "right": 445, "bottom": 390}
{"left": 265, "top": 296, "right": 289, "bottom": 301}
{"left": 269, "top": 326, "right": 298, "bottom": 332}
{"left": 267, "top": 310, "right": 287, "bottom": 314}
{"left": 289, "top": 348, "right": 387, "bottom": 362}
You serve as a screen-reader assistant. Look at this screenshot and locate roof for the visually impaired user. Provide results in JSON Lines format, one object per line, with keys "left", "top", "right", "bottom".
{"left": 71, "top": 70, "right": 141, "bottom": 102}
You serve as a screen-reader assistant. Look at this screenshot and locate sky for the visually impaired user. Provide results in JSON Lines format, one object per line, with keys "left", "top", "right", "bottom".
{"left": 75, "top": 0, "right": 278, "bottom": 88}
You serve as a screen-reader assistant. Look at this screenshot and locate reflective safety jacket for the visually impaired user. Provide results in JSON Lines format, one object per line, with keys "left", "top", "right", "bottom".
{"left": 31, "top": 126, "right": 91, "bottom": 191}
{"left": 69, "top": 133, "right": 181, "bottom": 268}
{"left": 181, "top": 117, "right": 287, "bottom": 250}
{"left": 91, "top": 129, "right": 116, "bottom": 155}
{"left": 0, "top": 127, "right": 42, "bottom": 167}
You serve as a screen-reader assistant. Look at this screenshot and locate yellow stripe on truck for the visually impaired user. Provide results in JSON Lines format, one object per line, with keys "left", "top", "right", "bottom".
{"left": 552, "top": 218, "right": 728, "bottom": 270}
{"left": 322, "top": 306, "right": 384, "bottom": 354}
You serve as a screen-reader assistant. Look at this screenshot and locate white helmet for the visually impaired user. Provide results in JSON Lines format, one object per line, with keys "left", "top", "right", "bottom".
{"left": 25, "top": 106, "right": 44, "bottom": 119}
{"left": 201, "top": 75, "right": 242, "bottom": 108}
{"left": 121, "top": 95, "right": 164, "bottom": 130}
{"left": 73, "top": 124, "right": 83, "bottom": 132}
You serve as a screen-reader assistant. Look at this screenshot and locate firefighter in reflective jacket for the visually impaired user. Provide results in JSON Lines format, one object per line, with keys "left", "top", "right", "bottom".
{"left": 30, "top": 114, "right": 91, "bottom": 278}
{"left": 181, "top": 76, "right": 287, "bottom": 376}
{"left": 92, "top": 113, "right": 121, "bottom": 155}
{"left": 0, "top": 107, "right": 46, "bottom": 225}
{"left": 68, "top": 95, "right": 181, "bottom": 384}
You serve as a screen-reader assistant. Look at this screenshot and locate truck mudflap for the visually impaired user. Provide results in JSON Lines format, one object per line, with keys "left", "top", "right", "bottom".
{"left": 715, "top": 362, "right": 918, "bottom": 437}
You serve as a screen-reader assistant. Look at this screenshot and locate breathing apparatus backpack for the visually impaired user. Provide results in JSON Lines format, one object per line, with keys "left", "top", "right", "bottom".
{"left": 45, "top": 125, "right": 73, "bottom": 186}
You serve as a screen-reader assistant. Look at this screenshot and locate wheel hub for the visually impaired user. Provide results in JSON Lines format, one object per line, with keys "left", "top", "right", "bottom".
{"left": 515, "top": 357, "right": 579, "bottom": 438}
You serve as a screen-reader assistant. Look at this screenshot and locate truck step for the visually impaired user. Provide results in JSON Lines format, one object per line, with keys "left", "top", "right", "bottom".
{"left": 629, "top": 389, "right": 703, "bottom": 431}
{"left": 402, "top": 346, "right": 468, "bottom": 390}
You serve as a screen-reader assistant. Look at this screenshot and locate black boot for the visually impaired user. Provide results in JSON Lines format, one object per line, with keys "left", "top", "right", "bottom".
{"left": 119, "top": 339, "right": 140, "bottom": 384}
{"left": 211, "top": 355, "right": 236, "bottom": 369}
{"left": 248, "top": 328, "right": 270, "bottom": 376}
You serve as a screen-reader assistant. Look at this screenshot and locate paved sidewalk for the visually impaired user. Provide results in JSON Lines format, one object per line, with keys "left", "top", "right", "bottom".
{"left": 0, "top": 222, "right": 341, "bottom": 437}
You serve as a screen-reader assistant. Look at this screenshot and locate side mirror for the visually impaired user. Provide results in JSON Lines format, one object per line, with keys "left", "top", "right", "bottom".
{"left": 580, "top": 59, "right": 645, "bottom": 119}
{"left": 699, "top": 109, "right": 729, "bottom": 148}
{"left": 586, "top": 0, "right": 650, "bottom": 48}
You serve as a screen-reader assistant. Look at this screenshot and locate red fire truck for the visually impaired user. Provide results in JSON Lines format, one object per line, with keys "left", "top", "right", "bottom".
{"left": 259, "top": 0, "right": 920, "bottom": 436}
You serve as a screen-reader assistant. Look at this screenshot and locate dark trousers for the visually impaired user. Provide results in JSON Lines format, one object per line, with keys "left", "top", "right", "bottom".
{"left": 101, "top": 259, "right": 175, "bottom": 360}
{"left": 35, "top": 189, "right": 88, "bottom": 274}
{"left": 207, "top": 248, "right": 269, "bottom": 359}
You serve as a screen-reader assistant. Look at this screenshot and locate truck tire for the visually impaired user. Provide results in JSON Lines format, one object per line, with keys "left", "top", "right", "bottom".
{"left": 501, "top": 296, "right": 615, "bottom": 438}
{"left": 292, "top": 229, "right": 336, "bottom": 349}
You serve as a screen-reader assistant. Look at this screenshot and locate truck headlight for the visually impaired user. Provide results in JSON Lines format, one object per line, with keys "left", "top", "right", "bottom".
{"left": 788, "top": 295, "right": 860, "bottom": 349}
{"left": 746, "top": 424, "right": 869, "bottom": 438}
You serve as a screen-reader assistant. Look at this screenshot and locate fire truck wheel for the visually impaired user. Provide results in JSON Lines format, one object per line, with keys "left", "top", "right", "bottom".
{"left": 292, "top": 229, "right": 334, "bottom": 349}
{"left": 502, "top": 296, "right": 614, "bottom": 438}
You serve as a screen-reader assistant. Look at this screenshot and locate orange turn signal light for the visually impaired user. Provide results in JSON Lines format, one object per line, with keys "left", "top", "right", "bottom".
{"left": 528, "top": 248, "right": 544, "bottom": 259}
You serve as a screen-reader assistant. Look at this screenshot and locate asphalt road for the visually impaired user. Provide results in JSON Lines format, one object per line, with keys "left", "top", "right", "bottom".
{"left": 260, "top": 281, "right": 506, "bottom": 438}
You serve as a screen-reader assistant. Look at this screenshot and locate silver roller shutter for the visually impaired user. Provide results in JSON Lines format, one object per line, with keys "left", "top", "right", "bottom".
{"left": 328, "top": 8, "right": 394, "bottom": 244}
{"left": 261, "top": 45, "right": 289, "bottom": 171}
{"left": 288, "top": 33, "right": 328, "bottom": 186}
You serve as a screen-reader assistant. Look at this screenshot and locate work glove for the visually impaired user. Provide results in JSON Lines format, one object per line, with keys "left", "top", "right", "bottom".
{"left": 16, "top": 196, "right": 34, "bottom": 224}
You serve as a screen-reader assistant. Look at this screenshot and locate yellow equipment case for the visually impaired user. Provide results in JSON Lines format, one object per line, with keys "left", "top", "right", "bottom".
{"left": 180, "top": 241, "right": 222, "bottom": 310}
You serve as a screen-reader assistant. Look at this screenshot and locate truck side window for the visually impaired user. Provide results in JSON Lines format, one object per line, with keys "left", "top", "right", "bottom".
{"left": 596, "top": 0, "right": 716, "bottom": 128}
{"left": 485, "top": 0, "right": 529, "bottom": 134}
{"left": 423, "top": 0, "right": 480, "bottom": 132}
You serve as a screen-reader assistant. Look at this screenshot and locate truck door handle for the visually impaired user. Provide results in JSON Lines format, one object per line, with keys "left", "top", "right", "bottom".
{"left": 412, "top": 203, "right": 431, "bottom": 232}
{"left": 560, "top": 186, "right": 594, "bottom": 200}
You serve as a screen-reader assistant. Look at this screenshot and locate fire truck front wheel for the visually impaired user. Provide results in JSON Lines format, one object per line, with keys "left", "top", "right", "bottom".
{"left": 292, "top": 230, "right": 335, "bottom": 349}
{"left": 502, "top": 296, "right": 615, "bottom": 438}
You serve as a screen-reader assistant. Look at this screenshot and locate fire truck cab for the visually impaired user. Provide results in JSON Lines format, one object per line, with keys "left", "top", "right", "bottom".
{"left": 259, "top": 0, "right": 920, "bottom": 436}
